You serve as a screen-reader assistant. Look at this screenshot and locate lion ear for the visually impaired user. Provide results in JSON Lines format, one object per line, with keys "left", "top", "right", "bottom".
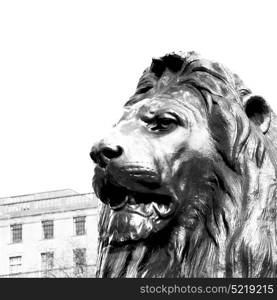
{"left": 244, "top": 95, "right": 271, "bottom": 134}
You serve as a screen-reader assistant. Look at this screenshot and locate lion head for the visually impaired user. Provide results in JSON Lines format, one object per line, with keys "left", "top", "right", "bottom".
{"left": 90, "top": 52, "right": 277, "bottom": 277}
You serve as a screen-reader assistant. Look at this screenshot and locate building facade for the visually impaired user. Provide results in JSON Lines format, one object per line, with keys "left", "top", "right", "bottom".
{"left": 0, "top": 189, "right": 99, "bottom": 278}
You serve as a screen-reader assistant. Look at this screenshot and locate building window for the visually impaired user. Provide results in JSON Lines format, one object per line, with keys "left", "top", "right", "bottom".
{"left": 9, "top": 256, "right": 22, "bottom": 275}
{"left": 73, "top": 248, "right": 86, "bottom": 276}
{"left": 74, "top": 216, "right": 86, "bottom": 236}
{"left": 11, "top": 224, "right": 22, "bottom": 243}
{"left": 41, "top": 252, "right": 54, "bottom": 277}
{"left": 42, "top": 220, "right": 54, "bottom": 239}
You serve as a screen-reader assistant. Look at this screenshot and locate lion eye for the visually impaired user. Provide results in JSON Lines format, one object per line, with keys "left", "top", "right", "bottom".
{"left": 149, "top": 116, "right": 178, "bottom": 132}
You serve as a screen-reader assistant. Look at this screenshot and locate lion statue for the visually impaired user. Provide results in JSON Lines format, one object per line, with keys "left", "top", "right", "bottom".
{"left": 90, "top": 51, "right": 277, "bottom": 277}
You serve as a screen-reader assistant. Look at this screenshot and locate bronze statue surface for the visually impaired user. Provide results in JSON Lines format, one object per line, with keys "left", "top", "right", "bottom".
{"left": 90, "top": 52, "right": 277, "bottom": 277}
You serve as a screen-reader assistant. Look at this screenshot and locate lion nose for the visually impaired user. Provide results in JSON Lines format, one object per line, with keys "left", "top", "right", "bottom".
{"left": 90, "top": 141, "right": 123, "bottom": 168}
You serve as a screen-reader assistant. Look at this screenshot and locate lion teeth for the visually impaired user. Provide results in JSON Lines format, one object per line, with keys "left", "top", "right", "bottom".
{"left": 145, "top": 203, "right": 153, "bottom": 214}
{"left": 153, "top": 203, "right": 171, "bottom": 216}
{"left": 128, "top": 195, "right": 136, "bottom": 205}
{"left": 127, "top": 196, "right": 140, "bottom": 209}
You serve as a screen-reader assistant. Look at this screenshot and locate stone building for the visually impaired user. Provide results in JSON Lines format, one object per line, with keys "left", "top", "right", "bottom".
{"left": 0, "top": 189, "right": 98, "bottom": 278}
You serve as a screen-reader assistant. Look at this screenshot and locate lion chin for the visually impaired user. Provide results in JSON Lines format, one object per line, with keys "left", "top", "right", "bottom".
{"left": 106, "top": 210, "right": 160, "bottom": 244}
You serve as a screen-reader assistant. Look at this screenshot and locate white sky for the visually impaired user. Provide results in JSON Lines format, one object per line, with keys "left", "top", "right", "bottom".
{"left": 0, "top": 0, "right": 277, "bottom": 197}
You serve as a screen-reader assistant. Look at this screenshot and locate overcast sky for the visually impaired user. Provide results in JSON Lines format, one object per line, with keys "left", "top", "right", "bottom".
{"left": 0, "top": 0, "right": 276, "bottom": 197}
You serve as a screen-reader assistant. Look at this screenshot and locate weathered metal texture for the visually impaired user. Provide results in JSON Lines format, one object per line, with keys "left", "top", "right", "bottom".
{"left": 90, "top": 52, "right": 277, "bottom": 277}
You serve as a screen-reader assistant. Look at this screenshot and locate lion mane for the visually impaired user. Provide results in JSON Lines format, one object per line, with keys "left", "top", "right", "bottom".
{"left": 93, "top": 52, "right": 277, "bottom": 277}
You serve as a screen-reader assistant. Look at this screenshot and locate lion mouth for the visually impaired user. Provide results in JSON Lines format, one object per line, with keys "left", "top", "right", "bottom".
{"left": 99, "top": 181, "right": 174, "bottom": 218}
